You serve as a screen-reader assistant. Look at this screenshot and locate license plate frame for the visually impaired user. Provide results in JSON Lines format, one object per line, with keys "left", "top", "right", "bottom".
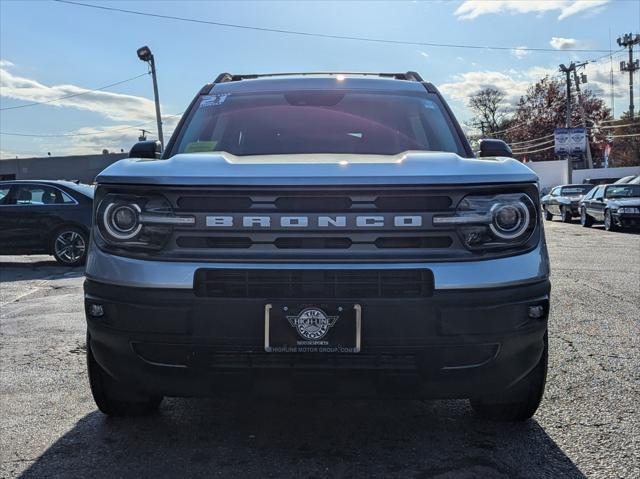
{"left": 264, "top": 302, "right": 361, "bottom": 353}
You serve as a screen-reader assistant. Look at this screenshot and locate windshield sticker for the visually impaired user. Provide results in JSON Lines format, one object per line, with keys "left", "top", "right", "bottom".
{"left": 422, "top": 99, "right": 437, "bottom": 110}
{"left": 200, "top": 94, "right": 229, "bottom": 108}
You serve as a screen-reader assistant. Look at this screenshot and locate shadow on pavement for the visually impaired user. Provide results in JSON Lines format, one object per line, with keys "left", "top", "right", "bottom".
{"left": 0, "top": 260, "right": 84, "bottom": 282}
{"left": 18, "top": 399, "right": 585, "bottom": 478}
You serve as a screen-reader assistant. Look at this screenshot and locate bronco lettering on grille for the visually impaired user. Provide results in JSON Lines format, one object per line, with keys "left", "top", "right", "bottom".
{"left": 205, "top": 215, "right": 424, "bottom": 228}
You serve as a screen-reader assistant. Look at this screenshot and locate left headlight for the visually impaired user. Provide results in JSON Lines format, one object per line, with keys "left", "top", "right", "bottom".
{"left": 433, "top": 193, "right": 537, "bottom": 250}
{"left": 96, "top": 193, "right": 194, "bottom": 250}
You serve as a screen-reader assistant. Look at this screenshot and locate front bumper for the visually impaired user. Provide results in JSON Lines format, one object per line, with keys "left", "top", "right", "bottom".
{"left": 613, "top": 212, "right": 640, "bottom": 228}
{"left": 85, "top": 278, "right": 550, "bottom": 399}
{"left": 85, "top": 242, "right": 550, "bottom": 290}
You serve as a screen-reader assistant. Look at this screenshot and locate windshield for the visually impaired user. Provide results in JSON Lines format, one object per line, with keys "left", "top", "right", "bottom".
{"left": 605, "top": 184, "right": 640, "bottom": 198}
{"left": 64, "top": 182, "right": 95, "bottom": 198}
{"left": 172, "top": 89, "right": 466, "bottom": 157}
{"left": 561, "top": 185, "right": 593, "bottom": 196}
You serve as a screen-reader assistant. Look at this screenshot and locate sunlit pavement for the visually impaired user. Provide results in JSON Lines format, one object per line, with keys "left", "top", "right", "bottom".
{"left": 1, "top": 222, "right": 638, "bottom": 478}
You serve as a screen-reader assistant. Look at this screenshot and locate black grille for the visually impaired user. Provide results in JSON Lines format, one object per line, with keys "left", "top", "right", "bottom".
{"left": 194, "top": 269, "right": 434, "bottom": 298}
{"left": 175, "top": 192, "right": 452, "bottom": 213}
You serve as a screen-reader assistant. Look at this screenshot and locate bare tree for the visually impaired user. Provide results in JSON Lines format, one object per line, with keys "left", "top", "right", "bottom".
{"left": 467, "top": 88, "right": 507, "bottom": 135}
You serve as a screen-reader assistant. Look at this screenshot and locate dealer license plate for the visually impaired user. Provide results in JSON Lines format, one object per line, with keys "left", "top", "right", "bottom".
{"left": 264, "top": 303, "right": 361, "bottom": 353}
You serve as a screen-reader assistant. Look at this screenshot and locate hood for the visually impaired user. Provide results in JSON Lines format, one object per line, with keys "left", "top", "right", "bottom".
{"left": 96, "top": 151, "right": 538, "bottom": 186}
{"left": 608, "top": 197, "right": 640, "bottom": 207}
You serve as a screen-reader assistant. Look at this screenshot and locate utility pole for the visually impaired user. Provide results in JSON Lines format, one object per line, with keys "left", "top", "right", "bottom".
{"left": 559, "top": 63, "right": 575, "bottom": 182}
{"left": 617, "top": 33, "right": 640, "bottom": 118}
{"left": 572, "top": 62, "right": 593, "bottom": 169}
{"left": 559, "top": 63, "right": 575, "bottom": 127}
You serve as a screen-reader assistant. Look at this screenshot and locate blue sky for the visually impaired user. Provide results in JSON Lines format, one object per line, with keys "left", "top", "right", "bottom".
{"left": 1, "top": 0, "right": 638, "bottom": 158}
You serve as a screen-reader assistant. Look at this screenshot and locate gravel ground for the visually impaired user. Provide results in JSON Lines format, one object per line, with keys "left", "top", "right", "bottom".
{"left": 1, "top": 220, "right": 638, "bottom": 479}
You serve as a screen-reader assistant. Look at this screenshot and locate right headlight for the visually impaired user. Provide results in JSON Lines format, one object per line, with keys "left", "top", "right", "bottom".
{"left": 433, "top": 193, "right": 537, "bottom": 250}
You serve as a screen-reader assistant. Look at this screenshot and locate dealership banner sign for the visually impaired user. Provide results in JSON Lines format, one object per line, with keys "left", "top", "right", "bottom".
{"left": 554, "top": 128, "right": 587, "bottom": 155}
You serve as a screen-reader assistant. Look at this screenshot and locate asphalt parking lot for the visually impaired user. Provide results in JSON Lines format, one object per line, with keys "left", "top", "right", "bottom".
{"left": 1, "top": 221, "right": 638, "bottom": 479}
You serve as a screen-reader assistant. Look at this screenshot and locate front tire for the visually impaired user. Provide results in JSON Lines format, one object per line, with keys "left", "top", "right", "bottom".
{"left": 604, "top": 209, "right": 618, "bottom": 232}
{"left": 470, "top": 335, "right": 548, "bottom": 422}
{"left": 52, "top": 227, "right": 88, "bottom": 266}
{"left": 87, "top": 335, "right": 162, "bottom": 416}
{"left": 580, "top": 207, "right": 593, "bottom": 227}
{"left": 560, "top": 205, "right": 572, "bottom": 223}
{"left": 543, "top": 206, "right": 553, "bottom": 221}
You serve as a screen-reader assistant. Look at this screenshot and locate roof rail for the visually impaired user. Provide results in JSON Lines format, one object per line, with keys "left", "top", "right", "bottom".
{"left": 213, "top": 71, "right": 424, "bottom": 83}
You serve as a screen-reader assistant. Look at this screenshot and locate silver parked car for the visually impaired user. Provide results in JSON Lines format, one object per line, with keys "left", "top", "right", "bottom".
{"left": 84, "top": 71, "right": 550, "bottom": 422}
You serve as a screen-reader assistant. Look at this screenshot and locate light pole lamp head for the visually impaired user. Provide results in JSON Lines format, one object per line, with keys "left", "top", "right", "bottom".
{"left": 137, "top": 46, "right": 153, "bottom": 62}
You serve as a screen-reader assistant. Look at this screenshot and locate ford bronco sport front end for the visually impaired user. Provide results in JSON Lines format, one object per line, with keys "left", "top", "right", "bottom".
{"left": 84, "top": 72, "right": 550, "bottom": 421}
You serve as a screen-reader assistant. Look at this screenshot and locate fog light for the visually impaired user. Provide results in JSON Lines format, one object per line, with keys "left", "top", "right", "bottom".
{"left": 528, "top": 305, "right": 545, "bottom": 319}
{"left": 89, "top": 303, "right": 104, "bottom": 318}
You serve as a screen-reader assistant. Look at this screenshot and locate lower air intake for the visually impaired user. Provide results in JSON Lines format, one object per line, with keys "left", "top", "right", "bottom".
{"left": 194, "top": 269, "right": 434, "bottom": 298}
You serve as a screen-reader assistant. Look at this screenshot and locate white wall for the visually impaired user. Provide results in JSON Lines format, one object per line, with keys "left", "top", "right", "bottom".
{"left": 525, "top": 161, "right": 640, "bottom": 193}
{"left": 572, "top": 166, "right": 640, "bottom": 184}
{"left": 525, "top": 160, "right": 568, "bottom": 193}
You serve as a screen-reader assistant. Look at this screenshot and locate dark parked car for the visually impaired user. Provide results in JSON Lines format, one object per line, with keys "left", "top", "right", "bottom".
{"left": 541, "top": 184, "right": 594, "bottom": 222}
{"left": 580, "top": 183, "right": 640, "bottom": 231}
{"left": 0, "top": 180, "right": 94, "bottom": 265}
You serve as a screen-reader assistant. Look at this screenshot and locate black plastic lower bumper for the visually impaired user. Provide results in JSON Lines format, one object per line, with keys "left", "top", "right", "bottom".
{"left": 613, "top": 212, "right": 640, "bottom": 228}
{"left": 84, "top": 279, "right": 550, "bottom": 399}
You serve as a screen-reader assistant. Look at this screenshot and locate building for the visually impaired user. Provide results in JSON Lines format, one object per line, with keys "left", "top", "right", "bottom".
{"left": 0, "top": 152, "right": 127, "bottom": 183}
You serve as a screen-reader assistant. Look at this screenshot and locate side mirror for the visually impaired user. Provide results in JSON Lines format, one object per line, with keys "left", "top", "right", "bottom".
{"left": 478, "top": 139, "right": 513, "bottom": 158}
{"left": 129, "top": 140, "right": 162, "bottom": 159}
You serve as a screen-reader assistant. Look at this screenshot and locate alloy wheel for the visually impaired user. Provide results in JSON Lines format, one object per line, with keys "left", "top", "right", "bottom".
{"left": 54, "top": 230, "right": 86, "bottom": 264}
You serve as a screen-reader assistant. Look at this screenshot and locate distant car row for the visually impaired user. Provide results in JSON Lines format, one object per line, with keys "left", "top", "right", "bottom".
{"left": 542, "top": 179, "right": 640, "bottom": 232}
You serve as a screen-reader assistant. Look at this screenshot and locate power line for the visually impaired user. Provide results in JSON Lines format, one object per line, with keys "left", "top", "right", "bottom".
{"left": 0, "top": 72, "right": 149, "bottom": 111}
{"left": 511, "top": 145, "right": 556, "bottom": 155}
{"left": 0, "top": 113, "right": 182, "bottom": 138}
{"left": 609, "top": 132, "right": 640, "bottom": 138}
{"left": 510, "top": 139, "right": 555, "bottom": 151}
{"left": 596, "top": 122, "right": 640, "bottom": 129}
{"left": 508, "top": 133, "right": 554, "bottom": 146}
{"left": 54, "top": 0, "right": 614, "bottom": 54}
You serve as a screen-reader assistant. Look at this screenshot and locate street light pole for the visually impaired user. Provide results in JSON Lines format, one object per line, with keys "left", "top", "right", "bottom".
{"left": 137, "top": 46, "right": 164, "bottom": 149}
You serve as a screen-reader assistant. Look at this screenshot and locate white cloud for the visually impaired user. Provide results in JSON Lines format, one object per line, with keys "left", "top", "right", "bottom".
{"left": 419, "top": 51, "right": 429, "bottom": 59}
{"left": 438, "top": 67, "right": 556, "bottom": 110}
{"left": 582, "top": 59, "right": 626, "bottom": 101}
{"left": 0, "top": 61, "right": 156, "bottom": 122}
{"left": 511, "top": 46, "right": 530, "bottom": 59}
{"left": 0, "top": 60, "right": 184, "bottom": 156}
{"left": 61, "top": 117, "right": 181, "bottom": 156}
{"left": 454, "top": 1, "right": 610, "bottom": 21}
{"left": 549, "top": 36, "right": 578, "bottom": 50}
{"left": 437, "top": 59, "right": 629, "bottom": 123}
{"left": 557, "top": 0, "right": 609, "bottom": 19}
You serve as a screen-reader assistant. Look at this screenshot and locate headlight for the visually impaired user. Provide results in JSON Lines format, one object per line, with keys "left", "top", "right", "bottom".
{"left": 103, "top": 203, "right": 142, "bottom": 240}
{"left": 433, "top": 193, "right": 537, "bottom": 250}
{"left": 619, "top": 207, "right": 640, "bottom": 214}
{"left": 96, "top": 194, "right": 194, "bottom": 250}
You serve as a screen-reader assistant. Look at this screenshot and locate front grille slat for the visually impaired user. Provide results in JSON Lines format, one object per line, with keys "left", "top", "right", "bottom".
{"left": 195, "top": 269, "right": 434, "bottom": 298}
